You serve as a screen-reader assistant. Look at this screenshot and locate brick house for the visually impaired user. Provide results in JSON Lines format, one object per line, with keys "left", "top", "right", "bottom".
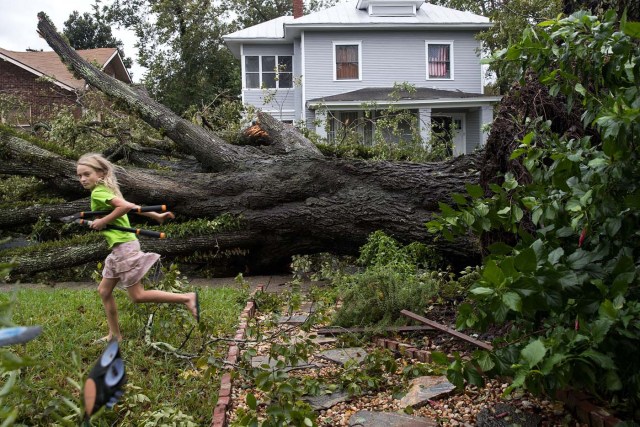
{"left": 0, "top": 47, "right": 131, "bottom": 125}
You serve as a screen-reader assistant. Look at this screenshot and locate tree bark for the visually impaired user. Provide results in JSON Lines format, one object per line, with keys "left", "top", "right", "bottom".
{"left": 0, "top": 14, "right": 485, "bottom": 277}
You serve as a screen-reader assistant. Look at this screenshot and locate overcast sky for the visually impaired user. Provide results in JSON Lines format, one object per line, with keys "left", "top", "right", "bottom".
{"left": 0, "top": 0, "right": 145, "bottom": 81}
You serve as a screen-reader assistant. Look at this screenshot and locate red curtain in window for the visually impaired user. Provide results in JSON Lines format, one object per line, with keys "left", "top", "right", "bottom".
{"left": 429, "top": 45, "right": 450, "bottom": 78}
{"left": 336, "top": 45, "right": 359, "bottom": 79}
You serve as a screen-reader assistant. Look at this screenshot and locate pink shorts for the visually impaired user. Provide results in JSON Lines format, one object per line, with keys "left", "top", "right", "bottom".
{"left": 102, "top": 240, "right": 160, "bottom": 288}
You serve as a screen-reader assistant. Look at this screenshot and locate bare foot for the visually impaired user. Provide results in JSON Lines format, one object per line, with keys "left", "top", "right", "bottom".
{"left": 93, "top": 334, "right": 122, "bottom": 344}
{"left": 185, "top": 292, "right": 199, "bottom": 321}
{"left": 157, "top": 211, "right": 175, "bottom": 225}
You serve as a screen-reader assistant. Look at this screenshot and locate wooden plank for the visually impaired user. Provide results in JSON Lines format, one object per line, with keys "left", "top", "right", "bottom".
{"left": 400, "top": 309, "right": 493, "bottom": 351}
{"left": 315, "top": 325, "right": 434, "bottom": 335}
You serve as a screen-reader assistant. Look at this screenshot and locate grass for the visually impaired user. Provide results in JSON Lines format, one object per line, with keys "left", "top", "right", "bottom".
{"left": 0, "top": 285, "right": 247, "bottom": 426}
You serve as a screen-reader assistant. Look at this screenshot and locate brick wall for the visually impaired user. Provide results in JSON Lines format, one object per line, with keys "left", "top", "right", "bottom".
{"left": 0, "top": 59, "right": 80, "bottom": 124}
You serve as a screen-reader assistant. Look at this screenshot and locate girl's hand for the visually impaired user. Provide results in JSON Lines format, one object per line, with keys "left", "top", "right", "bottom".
{"left": 91, "top": 218, "right": 107, "bottom": 230}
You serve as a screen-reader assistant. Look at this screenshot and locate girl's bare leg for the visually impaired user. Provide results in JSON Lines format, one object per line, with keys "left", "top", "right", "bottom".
{"left": 97, "top": 277, "right": 122, "bottom": 342}
{"left": 126, "top": 283, "right": 198, "bottom": 319}
{"left": 138, "top": 211, "right": 175, "bottom": 224}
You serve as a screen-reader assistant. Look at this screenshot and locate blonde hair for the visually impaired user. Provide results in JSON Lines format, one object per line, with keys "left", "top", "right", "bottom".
{"left": 77, "top": 153, "right": 123, "bottom": 198}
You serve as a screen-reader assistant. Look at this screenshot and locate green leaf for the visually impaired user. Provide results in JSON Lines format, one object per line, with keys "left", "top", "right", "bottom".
{"left": 532, "top": 208, "right": 543, "bottom": 225}
{"left": 604, "top": 370, "right": 623, "bottom": 391}
{"left": 451, "top": 193, "right": 468, "bottom": 206}
{"left": 514, "top": 247, "right": 537, "bottom": 273}
{"left": 502, "top": 292, "right": 522, "bottom": 312}
{"left": 512, "top": 205, "right": 524, "bottom": 222}
{"left": 483, "top": 260, "right": 505, "bottom": 286}
{"left": 474, "top": 202, "right": 490, "bottom": 217}
{"left": 566, "top": 249, "right": 590, "bottom": 270}
{"left": 488, "top": 242, "right": 512, "bottom": 255}
{"left": 604, "top": 218, "right": 622, "bottom": 237}
{"left": 304, "top": 417, "right": 314, "bottom": 426}
{"left": 582, "top": 350, "right": 615, "bottom": 370}
{"left": 465, "top": 183, "right": 484, "bottom": 198}
{"left": 246, "top": 393, "right": 257, "bottom": 410}
{"left": 548, "top": 247, "right": 564, "bottom": 265}
{"left": 521, "top": 340, "right": 547, "bottom": 367}
{"left": 471, "top": 287, "right": 495, "bottom": 296}
{"left": 476, "top": 351, "right": 496, "bottom": 372}
{"left": 621, "top": 19, "right": 640, "bottom": 38}
{"left": 611, "top": 272, "right": 635, "bottom": 296}
{"left": 430, "top": 351, "right": 449, "bottom": 365}
{"left": 575, "top": 83, "right": 586, "bottom": 96}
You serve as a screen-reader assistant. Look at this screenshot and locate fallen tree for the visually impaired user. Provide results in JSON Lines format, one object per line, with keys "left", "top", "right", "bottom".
{"left": 0, "top": 13, "right": 483, "bottom": 276}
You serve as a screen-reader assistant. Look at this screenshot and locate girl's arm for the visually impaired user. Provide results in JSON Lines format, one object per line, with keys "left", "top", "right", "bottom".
{"left": 89, "top": 197, "right": 136, "bottom": 230}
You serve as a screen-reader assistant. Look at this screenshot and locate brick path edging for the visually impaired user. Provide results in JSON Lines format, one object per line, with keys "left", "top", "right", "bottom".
{"left": 373, "top": 338, "right": 625, "bottom": 427}
{"left": 210, "top": 285, "right": 263, "bottom": 427}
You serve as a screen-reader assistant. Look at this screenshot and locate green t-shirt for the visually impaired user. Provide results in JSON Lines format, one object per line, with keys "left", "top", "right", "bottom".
{"left": 90, "top": 184, "right": 137, "bottom": 249}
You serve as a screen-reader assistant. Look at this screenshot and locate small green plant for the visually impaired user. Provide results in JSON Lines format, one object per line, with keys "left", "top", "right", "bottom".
{"left": 332, "top": 231, "right": 442, "bottom": 328}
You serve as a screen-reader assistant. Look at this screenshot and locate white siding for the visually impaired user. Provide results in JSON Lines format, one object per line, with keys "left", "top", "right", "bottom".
{"left": 303, "top": 29, "right": 483, "bottom": 105}
{"left": 242, "top": 44, "right": 296, "bottom": 121}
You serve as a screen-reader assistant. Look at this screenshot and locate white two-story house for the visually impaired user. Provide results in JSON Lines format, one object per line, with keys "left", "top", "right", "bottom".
{"left": 223, "top": 0, "right": 500, "bottom": 155}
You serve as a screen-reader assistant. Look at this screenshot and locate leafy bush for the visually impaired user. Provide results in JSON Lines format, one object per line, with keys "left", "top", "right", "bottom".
{"left": 332, "top": 231, "right": 442, "bottom": 328}
{"left": 428, "top": 11, "right": 640, "bottom": 418}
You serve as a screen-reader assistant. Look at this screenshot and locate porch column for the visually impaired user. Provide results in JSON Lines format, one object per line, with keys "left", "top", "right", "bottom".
{"left": 418, "top": 107, "right": 432, "bottom": 147}
{"left": 314, "top": 109, "right": 328, "bottom": 139}
{"left": 480, "top": 106, "right": 493, "bottom": 146}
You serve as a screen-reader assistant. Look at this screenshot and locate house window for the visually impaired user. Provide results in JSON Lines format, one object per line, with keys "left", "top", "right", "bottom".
{"left": 426, "top": 42, "right": 453, "bottom": 79}
{"left": 334, "top": 42, "right": 361, "bottom": 80}
{"left": 244, "top": 55, "right": 293, "bottom": 89}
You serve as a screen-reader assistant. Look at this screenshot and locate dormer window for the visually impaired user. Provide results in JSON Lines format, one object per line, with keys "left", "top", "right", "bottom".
{"left": 369, "top": 4, "right": 416, "bottom": 16}
{"left": 356, "top": 0, "right": 424, "bottom": 17}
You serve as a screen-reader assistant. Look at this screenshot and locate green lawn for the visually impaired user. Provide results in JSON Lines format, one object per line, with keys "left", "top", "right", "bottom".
{"left": 0, "top": 285, "right": 246, "bottom": 426}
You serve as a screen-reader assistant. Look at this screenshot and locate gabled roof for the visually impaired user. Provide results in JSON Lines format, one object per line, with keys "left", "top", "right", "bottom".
{"left": 307, "top": 87, "right": 501, "bottom": 108}
{"left": 0, "top": 47, "right": 131, "bottom": 91}
{"left": 224, "top": 1, "right": 491, "bottom": 57}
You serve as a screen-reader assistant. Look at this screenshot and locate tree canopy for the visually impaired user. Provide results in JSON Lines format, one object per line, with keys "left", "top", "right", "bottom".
{"left": 63, "top": 10, "right": 132, "bottom": 69}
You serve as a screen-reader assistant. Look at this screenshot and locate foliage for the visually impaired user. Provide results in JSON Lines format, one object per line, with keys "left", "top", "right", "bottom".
{"left": 0, "top": 176, "right": 65, "bottom": 210}
{"left": 97, "top": 0, "right": 241, "bottom": 114}
{"left": 427, "top": 11, "right": 640, "bottom": 417}
{"left": 0, "top": 261, "right": 38, "bottom": 425}
{"left": 221, "top": 0, "right": 338, "bottom": 30}
{"left": 339, "top": 348, "right": 398, "bottom": 396}
{"left": 332, "top": 231, "right": 443, "bottom": 328}
{"left": 63, "top": 10, "right": 132, "bottom": 69}
{"left": 431, "top": 0, "right": 562, "bottom": 92}
{"left": 0, "top": 285, "right": 245, "bottom": 425}
{"left": 0, "top": 94, "right": 29, "bottom": 127}
{"left": 41, "top": 91, "right": 167, "bottom": 156}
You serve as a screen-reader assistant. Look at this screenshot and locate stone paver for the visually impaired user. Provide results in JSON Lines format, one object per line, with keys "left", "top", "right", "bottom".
{"left": 398, "top": 375, "right": 456, "bottom": 408}
{"left": 317, "top": 347, "right": 368, "bottom": 366}
{"left": 348, "top": 410, "right": 437, "bottom": 427}
{"left": 303, "top": 391, "right": 351, "bottom": 410}
{"left": 278, "top": 314, "right": 309, "bottom": 325}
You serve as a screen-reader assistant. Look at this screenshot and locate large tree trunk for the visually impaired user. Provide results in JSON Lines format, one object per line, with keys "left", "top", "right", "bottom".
{"left": 0, "top": 14, "right": 483, "bottom": 277}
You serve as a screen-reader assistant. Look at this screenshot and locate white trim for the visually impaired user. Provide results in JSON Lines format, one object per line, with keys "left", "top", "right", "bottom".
{"left": 301, "top": 31, "right": 306, "bottom": 122}
{"left": 368, "top": 3, "right": 417, "bottom": 17}
{"left": 104, "top": 49, "right": 132, "bottom": 84}
{"left": 332, "top": 40, "right": 362, "bottom": 82}
{"left": 425, "top": 41, "right": 454, "bottom": 81}
{"left": 240, "top": 44, "right": 245, "bottom": 105}
{"left": 0, "top": 52, "right": 75, "bottom": 91}
{"left": 308, "top": 96, "right": 501, "bottom": 109}
{"left": 242, "top": 53, "right": 294, "bottom": 90}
